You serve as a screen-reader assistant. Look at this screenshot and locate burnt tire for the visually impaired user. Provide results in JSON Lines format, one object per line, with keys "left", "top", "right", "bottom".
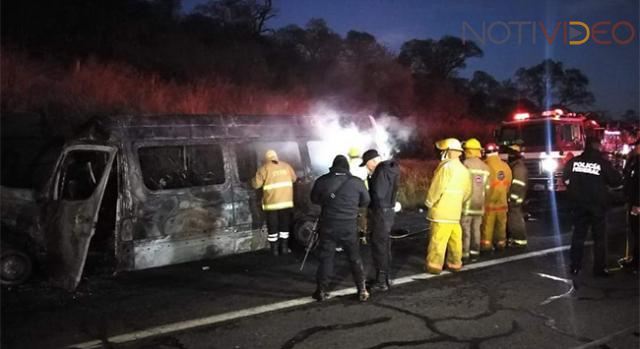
{"left": 1, "top": 247, "right": 33, "bottom": 286}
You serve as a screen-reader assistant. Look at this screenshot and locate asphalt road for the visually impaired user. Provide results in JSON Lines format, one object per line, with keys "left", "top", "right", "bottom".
{"left": 1, "top": 207, "right": 638, "bottom": 349}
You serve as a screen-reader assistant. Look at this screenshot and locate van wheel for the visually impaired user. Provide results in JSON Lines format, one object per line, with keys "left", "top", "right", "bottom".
{"left": 1, "top": 248, "right": 33, "bottom": 286}
{"left": 293, "top": 220, "right": 317, "bottom": 248}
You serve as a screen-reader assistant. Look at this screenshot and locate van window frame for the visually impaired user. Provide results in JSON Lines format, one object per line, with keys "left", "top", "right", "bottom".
{"left": 133, "top": 140, "right": 230, "bottom": 194}
{"left": 231, "top": 139, "right": 307, "bottom": 184}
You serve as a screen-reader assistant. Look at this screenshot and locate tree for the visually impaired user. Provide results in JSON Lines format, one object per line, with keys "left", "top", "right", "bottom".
{"left": 398, "top": 36, "right": 483, "bottom": 80}
{"left": 194, "top": 0, "right": 275, "bottom": 36}
{"left": 515, "top": 59, "right": 594, "bottom": 108}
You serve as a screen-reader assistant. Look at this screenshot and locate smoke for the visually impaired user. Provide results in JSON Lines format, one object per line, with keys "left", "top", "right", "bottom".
{"left": 304, "top": 103, "right": 415, "bottom": 165}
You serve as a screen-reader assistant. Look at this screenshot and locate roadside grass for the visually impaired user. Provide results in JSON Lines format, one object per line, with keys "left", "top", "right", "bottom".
{"left": 397, "top": 159, "right": 438, "bottom": 210}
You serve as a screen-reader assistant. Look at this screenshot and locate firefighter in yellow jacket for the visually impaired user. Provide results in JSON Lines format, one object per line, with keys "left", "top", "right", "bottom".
{"left": 482, "top": 143, "right": 512, "bottom": 252}
{"left": 252, "top": 150, "right": 297, "bottom": 256}
{"left": 425, "top": 138, "right": 472, "bottom": 274}
{"left": 461, "top": 138, "right": 491, "bottom": 262}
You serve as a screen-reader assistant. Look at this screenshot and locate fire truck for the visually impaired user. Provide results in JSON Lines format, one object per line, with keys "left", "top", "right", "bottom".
{"left": 494, "top": 108, "right": 602, "bottom": 195}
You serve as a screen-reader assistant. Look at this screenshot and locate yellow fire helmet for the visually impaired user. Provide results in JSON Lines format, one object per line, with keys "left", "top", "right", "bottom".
{"left": 435, "top": 138, "right": 463, "bottom": 152}
{"left": 463, "top": 138, "right": 482, "bottom": 150}
{"left": 265, "top": 149, "right": 278, "bottom": 161}
{"left": 348, "top": 147, "right": 361, "bottom": 158}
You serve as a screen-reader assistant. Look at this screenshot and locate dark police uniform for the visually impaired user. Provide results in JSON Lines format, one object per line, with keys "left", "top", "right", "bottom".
{"left": 310, "top": 156, "right": 370, "bottom": 300}
{"left": 367, "top": 159, "right": 400, "bottom": 290}
{"left": 562, "top": 146, "right": 622, "bottom": 275}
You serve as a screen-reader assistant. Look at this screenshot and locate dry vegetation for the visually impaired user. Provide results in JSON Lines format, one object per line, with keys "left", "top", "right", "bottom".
{"left": 397, "top": 159, "right": 438, "bottom": 210}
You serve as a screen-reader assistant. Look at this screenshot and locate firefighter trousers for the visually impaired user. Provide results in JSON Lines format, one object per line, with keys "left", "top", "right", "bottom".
{"left": 481, "top": 211, "right": 507, "bottom": 251}
{"left": 426, "top": 222, "right": 462, "bottom": 274}
{"left": 507, "top": 204, "right": 527, "bottom": 246}
{"left": 316, "top": 224, "right": 365, "bottom": 289}
{"left": 461, "top": 215, "right": 482, "bottom": 258}
{"left": 570, "top": 207, "right": 607, "bottom": 272}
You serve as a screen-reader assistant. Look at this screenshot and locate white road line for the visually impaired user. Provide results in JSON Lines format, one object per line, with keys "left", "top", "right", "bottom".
{"left": 569, "top": 324, "right": 639, "bottom": 349}
{"left": 68, "top": 244, "right": 571, "bottom": 349}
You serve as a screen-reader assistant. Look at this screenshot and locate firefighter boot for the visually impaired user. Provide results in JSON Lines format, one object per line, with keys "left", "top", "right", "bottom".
{"left": 312, "top": 287, "right": 330, "bottom": 302}
{"left": 371, "top": 270, "right": 390, "bottom": 292}
{"left": 279, "top": 238, "right": 290, "bottom": 255}
{"left": 357, "top": 282, "right": 370, "bottom": 302}
{"left": 270, "top": 242, "right": 279, "bottom": 256}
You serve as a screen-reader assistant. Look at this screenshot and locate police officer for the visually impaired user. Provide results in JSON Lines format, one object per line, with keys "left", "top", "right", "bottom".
{"left": 507, "top": 143, "right": 528, "bottom": 247}
{"left": 563, "top": 137, "right": 622, "bottom": 276}
{"left": 425, "top": 138, "right": 472, "bottom": 274}
{"left": 361, "top": 149, "right": 400, "bottom": 292}
{"left": 311, "top": 155, "right": 371, "bottom": 302}
{"left": 482, "top": 143, "right": 512, "bottom": 253}
{"left": 460, "top": 138, "right": 490, "bottom": 262}
{"left": 251, "top": 150, "right": 297, "bottom": 256}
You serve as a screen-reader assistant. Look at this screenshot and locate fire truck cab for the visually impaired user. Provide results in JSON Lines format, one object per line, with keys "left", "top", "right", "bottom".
{"left": 495, "top": 109, "right": 600, "bottom": 194}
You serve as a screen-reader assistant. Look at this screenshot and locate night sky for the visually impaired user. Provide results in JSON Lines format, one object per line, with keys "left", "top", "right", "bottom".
{"left": 184, "top": 0, "right": 639, "bottom": 117}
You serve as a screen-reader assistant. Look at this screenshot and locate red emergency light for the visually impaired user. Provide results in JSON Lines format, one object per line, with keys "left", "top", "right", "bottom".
{"left": 514, "top": 112, "right": 530, "bottom": 121}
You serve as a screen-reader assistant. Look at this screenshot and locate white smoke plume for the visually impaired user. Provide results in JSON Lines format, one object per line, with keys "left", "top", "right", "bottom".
{"left": 304, "top": 103, "right": 415, "bottom": 165}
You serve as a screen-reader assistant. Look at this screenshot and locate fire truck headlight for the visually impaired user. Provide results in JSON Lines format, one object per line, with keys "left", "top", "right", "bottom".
{"left": 621, "top": 144, "right": 631, "bottom": 155}
{"left": 541, "top": 158, "right": 559, "bottom": 173}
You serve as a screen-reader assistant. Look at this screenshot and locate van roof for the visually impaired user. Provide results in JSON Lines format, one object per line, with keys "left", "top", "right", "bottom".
{"left": 80, "top": 114, "right": 317, "bottom": 142}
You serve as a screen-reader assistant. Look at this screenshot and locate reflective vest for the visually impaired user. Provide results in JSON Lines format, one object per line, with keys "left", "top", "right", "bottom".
{"left": 425, "top": 158, "right": 472, "bottom": 223}
{"left": 509, "top": 158, "right": 528, "bottom": 205}
{"left": 484, "top": 154, "right": 512, "bottom": 212}
{"left": 462, "top": 156, "right": 490, "bottom": 215}
{"left": 251, "top": 161, "right": 297, "bottom": 211}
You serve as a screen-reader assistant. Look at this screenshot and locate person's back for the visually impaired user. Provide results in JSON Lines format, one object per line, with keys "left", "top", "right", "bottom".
{"left": 562, "top": 140, "right": 622, "bottom": 276}
{"left": 252, "top": 160, "right": 296, "bottom": 210}
{"left": 463, "top": 156, "right": 490, "bottom": 215}
{"left": 310, "top": 155, "right": 370, "bottom": 302}
{"left": 563, "top": 147, "right": 622, "bottom": 209}
{"left": 311, "top": 167, "right": 370, "bottom": 226}
{"left": 368, "top": 160, "right": 400, "bottom": 209}
{"left": 485, "top": 155, "right": 512, "bottom": 208}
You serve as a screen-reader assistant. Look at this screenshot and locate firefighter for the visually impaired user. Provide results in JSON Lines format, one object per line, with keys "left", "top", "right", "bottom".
{"left": 507, "top": 143, "right": 528, "bottom": 247}
{"left": 251, "top": 150, "right": 297, "bottom": 256}
{"left": 461, "top": 138, "right": 490, "bottom": 262}
{"left": 348, "top": 147, "right": 369, "bottom": 244}
{"left": 482, "top": 143, "right": 512, "bottom": 253}
{"left": 425, "top": 138, "right": 472, "bottom": 274}
{"left": 310, "top": 155, "right": 371, "bottom": 302}
{"left": 563, "top": 138, "right": 622, "bottom": 276}
{"left": 361, "top": 149, "right": 400, "bottom": 291}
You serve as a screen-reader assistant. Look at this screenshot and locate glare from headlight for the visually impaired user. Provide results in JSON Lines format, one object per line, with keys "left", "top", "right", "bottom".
{"left": 541, "top": 158, "right": 558, "bottom": 173}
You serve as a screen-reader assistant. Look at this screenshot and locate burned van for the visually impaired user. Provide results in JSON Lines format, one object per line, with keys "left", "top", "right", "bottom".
{"left": 1, "top": 114, "right": 358, "bottom": 290}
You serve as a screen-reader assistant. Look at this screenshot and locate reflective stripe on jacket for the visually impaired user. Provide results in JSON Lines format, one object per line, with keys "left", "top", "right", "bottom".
{"left": 462, "top": 157, "right": 490, "bottom": 215}
{"left": 425, "top": 158, "right": 472, "bottom": 223}
{"left": 485, "top": 154, "right": 512, "bottom": 212}
{"left": 252, "top": 161, "right": 297, "bottom": 211}
{"left": 509, "top": 159, "right": 528, "bottom": 205}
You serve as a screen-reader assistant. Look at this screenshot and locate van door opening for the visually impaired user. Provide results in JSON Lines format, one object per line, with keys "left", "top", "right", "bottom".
{"left": 84, "top": 157, "right": 118, "bottom": 276}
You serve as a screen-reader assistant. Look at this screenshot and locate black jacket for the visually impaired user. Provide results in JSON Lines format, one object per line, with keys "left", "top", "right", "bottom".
{"left": 368, "top": 160, "right": 400, "bottom": 209}
{"left": 623, "top": 154, "right": 639, "bottom": 206}
{"left": 562, "top": 148, "right": 623, "bottom": 209}
{"left": 311, "top": 168, "right": 370, "bottom": 223}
